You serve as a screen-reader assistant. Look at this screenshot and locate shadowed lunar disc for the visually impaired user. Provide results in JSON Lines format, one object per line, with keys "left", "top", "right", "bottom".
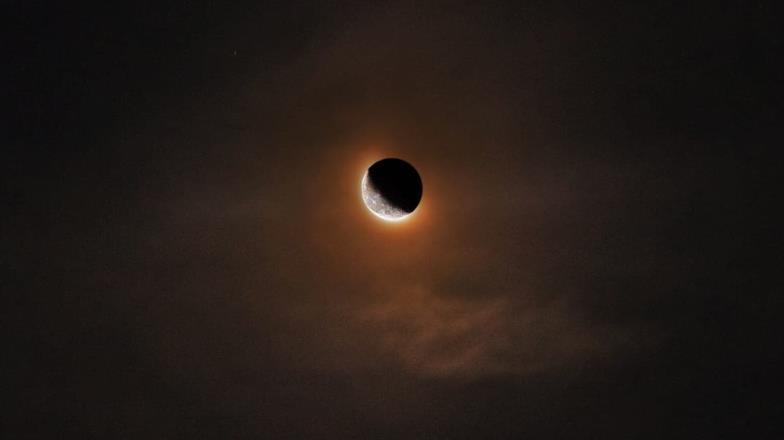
{"left": 361, "top": 158, "right": 423, "bottom": 221}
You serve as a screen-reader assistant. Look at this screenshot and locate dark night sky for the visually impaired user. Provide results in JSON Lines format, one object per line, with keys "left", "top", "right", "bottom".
{"left": 3, "top": 1, "right": 781, "bottom": 438}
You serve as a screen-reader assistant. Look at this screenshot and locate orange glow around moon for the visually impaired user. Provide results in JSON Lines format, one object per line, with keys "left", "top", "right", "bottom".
{"left": 343, "top": 149, "right": 431, "bottom": 231}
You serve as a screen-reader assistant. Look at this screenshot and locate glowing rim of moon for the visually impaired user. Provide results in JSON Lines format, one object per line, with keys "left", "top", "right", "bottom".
{"left": 361, "top": 171, "right": 414, "bottom": 222}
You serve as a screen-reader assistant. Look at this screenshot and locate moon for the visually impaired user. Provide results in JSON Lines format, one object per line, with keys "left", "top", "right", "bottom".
{"left": 361, "top": 158, "right": 423, "bottom": 222}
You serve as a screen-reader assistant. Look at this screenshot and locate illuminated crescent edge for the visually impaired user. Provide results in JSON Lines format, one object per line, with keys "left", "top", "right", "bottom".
{"left": 361, "top": 171, "right": 412, "bottom": 222}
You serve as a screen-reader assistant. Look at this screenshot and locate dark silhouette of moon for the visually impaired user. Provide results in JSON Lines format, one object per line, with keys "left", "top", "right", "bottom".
{"left": 361, "top": 158, "right": 423, "bottom": 221}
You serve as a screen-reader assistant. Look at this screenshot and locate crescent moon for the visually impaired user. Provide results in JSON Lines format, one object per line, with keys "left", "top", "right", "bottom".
{"left": 361, "top": 171, "right": 411, "bottom": 222}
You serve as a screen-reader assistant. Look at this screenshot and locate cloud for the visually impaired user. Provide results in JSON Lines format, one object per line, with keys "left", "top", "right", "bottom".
{"left": 356, "top": 280, "right": 612, "bottom": 379}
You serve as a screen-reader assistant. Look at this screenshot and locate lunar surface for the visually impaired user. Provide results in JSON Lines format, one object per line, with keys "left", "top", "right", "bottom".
{"left": 362, "top": 172, "right": 409, "bottom": 220}
{"left": 361, "top": 158, "right": 422, "bottom": 222}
